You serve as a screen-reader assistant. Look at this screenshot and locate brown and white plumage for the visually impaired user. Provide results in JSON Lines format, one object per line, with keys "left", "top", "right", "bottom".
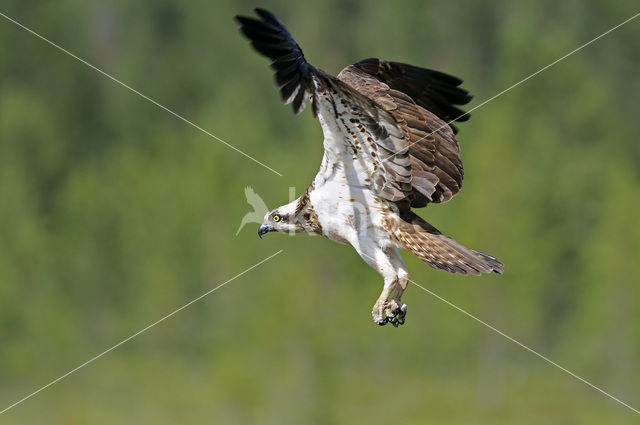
{"left": 237, "top": 9, "right": 502, "bottom": 326}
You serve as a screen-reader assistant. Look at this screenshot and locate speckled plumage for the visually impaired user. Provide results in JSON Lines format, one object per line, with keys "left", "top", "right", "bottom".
{"left": 237, "top": 9, "right": 502, "bottom": 325}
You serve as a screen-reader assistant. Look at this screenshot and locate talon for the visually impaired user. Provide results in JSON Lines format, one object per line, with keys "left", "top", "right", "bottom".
{"left": 374, "top": 301, "right": 408, "bottom": 327}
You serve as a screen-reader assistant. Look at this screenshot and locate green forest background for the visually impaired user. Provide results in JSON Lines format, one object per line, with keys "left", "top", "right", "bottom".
{"left": 1, "top": 0, "right": 639, "bottom": 423}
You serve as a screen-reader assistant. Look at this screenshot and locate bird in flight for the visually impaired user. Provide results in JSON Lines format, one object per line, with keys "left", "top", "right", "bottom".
{"left": 236, "top": 8, "right": 503, "bottom": 326}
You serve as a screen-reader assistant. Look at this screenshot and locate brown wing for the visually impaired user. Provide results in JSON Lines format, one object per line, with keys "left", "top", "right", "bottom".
{"left": 236, "top": 9, "right": 412, "bottom": 203}
{"left": 338, "top": 59, "right": 472, "bottom": 207}
{"left": 347, "top": 58, "right": 472, "bottom": 133}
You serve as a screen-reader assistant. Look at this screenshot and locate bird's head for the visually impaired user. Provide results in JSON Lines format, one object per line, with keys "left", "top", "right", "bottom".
{"left": 257, "top": 200, "right": 305, "bottom": 238}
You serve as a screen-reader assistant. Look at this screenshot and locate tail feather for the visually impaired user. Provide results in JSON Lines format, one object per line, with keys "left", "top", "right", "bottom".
{"left": 388, "top": 210, "right": 503, "bottom": 275}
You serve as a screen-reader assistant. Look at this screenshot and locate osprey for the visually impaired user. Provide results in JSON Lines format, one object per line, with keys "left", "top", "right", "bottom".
{"left": 236, "top": 9, "right": 503, "bottom": 326}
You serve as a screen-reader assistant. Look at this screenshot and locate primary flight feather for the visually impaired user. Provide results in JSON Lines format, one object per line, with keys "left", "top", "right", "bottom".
{"left": 236, "top": 8, "right": 503, "bottom": 326}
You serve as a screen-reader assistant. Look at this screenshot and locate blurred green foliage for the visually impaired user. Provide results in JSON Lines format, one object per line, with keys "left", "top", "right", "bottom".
{"left": 1, "top": 0, "right": 639, "bottom": 423}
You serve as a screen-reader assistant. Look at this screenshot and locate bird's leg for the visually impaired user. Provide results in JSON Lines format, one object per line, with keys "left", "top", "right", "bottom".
{"left": 386, "top": 270, "right": 408, "bottom": 326}
{"left": 384, "top": 249, "right": 409, "bottom": 326}
{"left": 354, "top": 245, "right": 406, "bottom": 326}
{"left": 371, "top": 277, "right": 397, "bottom": 326}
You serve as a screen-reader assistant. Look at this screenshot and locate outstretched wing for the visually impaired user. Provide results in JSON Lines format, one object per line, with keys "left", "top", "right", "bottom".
{"left": 338, "top": 60, "right": 471, "bottom": 207}
{"left": 236, "top": 10, "right": 473, "bottom": 208}
{"left": 236, "top": 9, "right": 412, "bottom": 202}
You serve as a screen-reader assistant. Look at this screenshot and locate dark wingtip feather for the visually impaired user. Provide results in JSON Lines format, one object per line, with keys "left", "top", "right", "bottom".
{"left": 254, "top": 8, "right": 279, "bottom": 23}
{"left": 235, "top": 8, "right": 313, "bottom": 114}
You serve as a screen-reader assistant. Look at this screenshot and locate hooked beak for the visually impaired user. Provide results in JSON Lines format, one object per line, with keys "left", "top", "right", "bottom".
{"left": 257, "top": 224, "right": 272, "bottom": 238}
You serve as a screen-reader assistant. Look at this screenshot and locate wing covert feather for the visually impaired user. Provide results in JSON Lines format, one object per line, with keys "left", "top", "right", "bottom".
{"left": 338, "top": 62, "right": 469, "bottom": 207}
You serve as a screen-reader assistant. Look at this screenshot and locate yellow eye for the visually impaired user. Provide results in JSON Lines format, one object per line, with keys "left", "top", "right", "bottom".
{"left": 273, "top": 215, "right": 281, "bottom": 222}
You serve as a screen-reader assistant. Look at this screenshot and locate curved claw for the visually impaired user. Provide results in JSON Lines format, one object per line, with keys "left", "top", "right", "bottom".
{"left": 374, "top": 303, "right": 408, "bottom": 327}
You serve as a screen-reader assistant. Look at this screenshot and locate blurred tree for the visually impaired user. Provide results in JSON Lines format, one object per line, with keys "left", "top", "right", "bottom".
{"left": 0, "top": 1, "right": 638, "bottom": 423}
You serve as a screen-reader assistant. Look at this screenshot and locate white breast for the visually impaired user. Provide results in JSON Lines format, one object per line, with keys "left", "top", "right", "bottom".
{"left": 309, "top": 83, "right": 404, "bottom": 250}
{"left": 310, "top": 157, "right": 400, "bottom": 250}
